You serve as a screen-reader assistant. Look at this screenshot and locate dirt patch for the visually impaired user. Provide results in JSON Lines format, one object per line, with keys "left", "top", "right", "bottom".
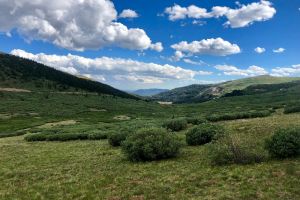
{"left": 38, "top": 120, "right": 77, "bottom": 128}
{"left": 0, "top": 88, "right": 31, "bottom": 92}
{"left": 89, "top": 108, "right": 107, "bottom": 112}
{"left": 0, "top": 113, "right": 12, "bottom": 119}
{"left": 113, "top": 115, "right": 131, "bottom": 121}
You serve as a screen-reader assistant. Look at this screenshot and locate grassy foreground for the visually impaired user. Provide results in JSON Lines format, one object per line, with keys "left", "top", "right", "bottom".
{"left": 1, "top": 114, "right": 299, "bottom": 200}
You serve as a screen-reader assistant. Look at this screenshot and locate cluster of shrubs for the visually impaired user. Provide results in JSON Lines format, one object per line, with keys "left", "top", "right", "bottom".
{"left": 162, "top": 117, "right": 206, "bottom": 132}
{"left": 208, "top": 135, "right": 266, "bottom": 165}
{"left": 186, "top": 123, "right": 224, "bottom": 146}
{"left": 284, "top": 104, "right": 300, "bottom": 114}
{"left": 122, "top": 128, "right": 181, "bottom": 161}
{"left": 108, "top": 127, "right": 133, "bottom": 147}
{"left": 163, "top": 118, "right": 188, "bottom": 132}
{"left": 265, "top": 128, "right": 300, "bottom": 158}
{"left": 24, "top": 130, "right": 107, "bottom": 142}
{"left": 206, "top": 110, "right": 271, "bottom": 122}
{"left": 207, "top": 127, "right": 300, "bottom": 165}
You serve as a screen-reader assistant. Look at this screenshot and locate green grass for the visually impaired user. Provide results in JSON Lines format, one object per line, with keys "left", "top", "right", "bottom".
{"left": 0, "top": 114, "right": 299, "bottom": 199}
{"left": 0, "top": 87, "right": 300, "bottom": 199}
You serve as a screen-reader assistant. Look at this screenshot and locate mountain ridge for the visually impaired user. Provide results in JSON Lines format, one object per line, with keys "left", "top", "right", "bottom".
{"left": 151, "top": 75, "right": 300, "bottom": 103}
{"left": 0, "top": 53, "right": 139, "bottom": 100}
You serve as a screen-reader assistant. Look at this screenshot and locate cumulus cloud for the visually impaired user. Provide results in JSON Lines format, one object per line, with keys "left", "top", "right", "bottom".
{"left": 0, "top": 0, "right": 160, "bottom": 51}
{"left": 215, "top": 65, "right": 268, "bottom": 76}
{"left": 273, "top": 48, "right": 285, "bottom": 53}
{"left": 11, "top": 49, "right": 212, "bottom": 86}
{"left": 165, "top": 1, "right": 276, "bottom": 28}
{"left": 254, "top": 47, "right": 266, "bottom": 54}
{"left": 119, "top": 9, "right": 139, "bottom": 18}
{"left": 271, "top": 64, "right": 300, "bottom": 77}
{"left": 171, "top": 38, "right": 241, "bottom": 59}
{"left": 183, "top": 59, "right": 206, "bottom": 66}
{"left": 149, "top": 42, "right": 164, "bottom": 52}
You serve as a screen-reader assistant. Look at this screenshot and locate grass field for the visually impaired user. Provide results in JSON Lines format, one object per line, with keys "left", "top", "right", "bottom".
{"left": 1, "top": 89, "right": 300, "bottom": 199}
{"left": 0, "top": 114, "right": 299, "bottom": 200}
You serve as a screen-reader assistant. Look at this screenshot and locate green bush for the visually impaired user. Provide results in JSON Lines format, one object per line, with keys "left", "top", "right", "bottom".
{"left": 208, "top": 135, "right": 266, "bottom": 165}
{"left": 122, "top": 127, "right": 181, "bottom": 161}
{"left": 265, "top": 128, "right": 300, "bottom": 158}
{"left": 206, "top": 111, "right": 271, "bottom": 122}
{"left": 24, "top": 130, "right": 107, "bottom": 142}
{"left": 108, "top": 132, "right": 129, "bottom": 147}
{"left": 186, "top": 123, "right": 224, "bottom": 146}
{"left": 186, "top": 117, "right": 207, "bottom": 125}
{"left": 163, "top": 118, "right": 188, "bottom": 132}
{"left": 284, "top": 105, "right": 300, "bottom": 114}
{"left": 88, "top": 132, "right": 107, "bottom": 140}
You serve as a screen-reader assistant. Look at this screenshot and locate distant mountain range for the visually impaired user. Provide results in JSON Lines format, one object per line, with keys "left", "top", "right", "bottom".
{"left": 128, "top": 89, "right": 169, "bottom": 96}
{"left": 0, "top": 53, "right": 138, "bottom": 100}
{"left": 151, "top": 75, "right": 300, "bottom": 103}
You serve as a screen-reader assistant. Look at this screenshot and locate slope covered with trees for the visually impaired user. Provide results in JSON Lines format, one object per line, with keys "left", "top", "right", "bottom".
{"left": 0, "top": 53, "right": 138, "bottom": 99}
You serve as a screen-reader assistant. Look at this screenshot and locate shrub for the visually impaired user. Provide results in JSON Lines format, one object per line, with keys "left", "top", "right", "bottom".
{"left": 24, "top": 130, "right": 107, "bottom": 142}
{"left": 24, "top": 132, "right": 89, "bottom": 142}
{"left": 206, "top": 111, "right": 271, "bottom": 122}
{"left": 186, "top": 123, "right": 224, "bottom": 146}
{"left": 186, "top": 117, "right": 207, "bottom": 125}
{"left": 163, "top": 118, "right": 188, "bottom": 132}
{"left": 122, "top": 127, "right": 181, "bottom": 161}
{"left": 88, "top": 132, "right": 107, "bottom": 140}
{"left": 208, "top": 135, "right": 266, "bottom": 165}
{"left": 284, "top": 105, "right": 300, "bottom": 114}
{"left": 265, "top": 128, "right": 300, "bottom": 158}
{"left": 108, "top": 132, "right": 129, "bottom": 147}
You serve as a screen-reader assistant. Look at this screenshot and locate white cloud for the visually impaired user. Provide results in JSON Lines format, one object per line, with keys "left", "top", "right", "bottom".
{"left": 254, "top": 47, "right": 266, "bottom": 54}
{"left": 171, "top": 38, "right": 241, "bottom": 58}
{"left": 271, "top": 64, "right": 300, "bottom": 77}
{"left": 165, "top": 1, "right": 276, "bottom": 28}
{"left": 183, "top": 58, "right": 206, "bottom": 66}
{"left": 215, "top": 65, "right": 268, "bottom": 76}
{"left": 0, "top": 0, "right": 161, "bottom": 51}
{"left": 149, "top": 42, "right": 164, "bottom": 52}
{"left": 11, "top": 49, "right": 212, "bottom": 87}
{"left": 273, "top": 48, "right": 285, "bottom": 53}
{"left": 119, "top": 9, "right": 138, "bottom": 18}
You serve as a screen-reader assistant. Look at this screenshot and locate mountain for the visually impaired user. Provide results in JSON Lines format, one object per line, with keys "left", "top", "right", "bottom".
{"left": 129, "top": 88, "right": 169, "bottom": 96}
{"left": 151, "top": 75, "right": 300, "bottom": 103}
{"left": 0, "top": 53, "right": 138, "bottom": 100}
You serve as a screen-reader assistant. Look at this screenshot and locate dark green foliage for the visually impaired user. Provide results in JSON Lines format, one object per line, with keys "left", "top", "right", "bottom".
{"left": 186, "top": 123, "right": 224, "bottom": 146}
{"left": 108, "top": 132, "right": 129, "bottom": 147}
{"left": 284, "top": 105, "right": 300, "bottom": 114}
{"left": 122, "top": 127, "right": 181, "bottom": 161}
{"left": 24, "top": 130, "right": 107, "bottom": 142}
{"left": 108, "top": 127, "right": 134, "bottom": 146}
{"left": 163, "top": 118, "right": 188, "bottom": 132}
{"left": 208, "top": 135, "right": 266, "bottom": 165}
{"left": 265, "top": 128, "right": 300, "bottom": 158}
{"left": 186, "top": 117, "right": 207, "bottom": 125}
{"left": 206, "top": 110, "right": 271, "bottom": 122}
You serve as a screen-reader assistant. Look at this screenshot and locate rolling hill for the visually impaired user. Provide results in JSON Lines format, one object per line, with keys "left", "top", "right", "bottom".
{"left": 151, "top": 75, "right": 300, "bottom": 103}
{"left": 128, "top": 88, "right": 169, "bottom": 96}
{"left": 0, "top": 53, "right": 138, "bottom": 100}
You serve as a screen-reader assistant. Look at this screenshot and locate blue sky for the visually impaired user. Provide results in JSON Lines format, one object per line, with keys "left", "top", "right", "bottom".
{"left": 0, "top": 0, "right": 300, "bottom": 90}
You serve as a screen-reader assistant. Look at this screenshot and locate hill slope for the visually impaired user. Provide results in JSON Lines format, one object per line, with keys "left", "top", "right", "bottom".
{"left": 0, "top": 53, "right": 138, "bottom": 99}
{"left": 128, "top": 88, "right": 169, "bottom": 96}
{"left": 152, "top": 75, "right": 300, "bottom": 103}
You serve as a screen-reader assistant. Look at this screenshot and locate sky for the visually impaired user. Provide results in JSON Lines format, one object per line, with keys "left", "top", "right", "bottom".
{"left": 0, "top": 0, "right": 300, "bottom": 90}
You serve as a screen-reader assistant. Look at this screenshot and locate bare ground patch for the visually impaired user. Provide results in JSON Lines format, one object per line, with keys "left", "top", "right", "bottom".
{"left": 113, "top": 115, "right": 131, "bottom": 121}
{"left": 89, "top": 108, "right": 107, "bottom": 112}
{"left": 0, "top": 88, "right": 31, "bottom": 92}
